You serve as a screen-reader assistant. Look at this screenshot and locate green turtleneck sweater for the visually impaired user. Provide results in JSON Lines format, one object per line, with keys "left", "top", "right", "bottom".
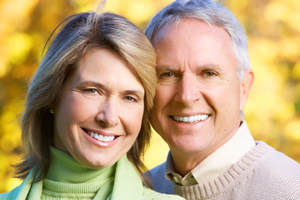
{"left": 0, "top": 147, "right": 184, "bottom": 200}
{"left": 41, "top": 146, "right": 115, "bottom": 199}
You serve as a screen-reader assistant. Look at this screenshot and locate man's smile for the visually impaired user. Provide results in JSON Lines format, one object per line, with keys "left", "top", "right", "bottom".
{"left": 171, "top": 114, "right": 209, "bottom": 123}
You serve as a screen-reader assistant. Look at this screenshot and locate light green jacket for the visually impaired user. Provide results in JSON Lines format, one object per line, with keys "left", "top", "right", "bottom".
{"left": 0, "top": 154, "right": 184, "bottom": 200}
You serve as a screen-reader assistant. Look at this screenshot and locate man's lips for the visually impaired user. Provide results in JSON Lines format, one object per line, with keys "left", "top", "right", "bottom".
{"left": 82, "top": 128, "right": 120, "bottom": 142}
{"left": 171, "top": 114, "right": 209, "bottom": 123}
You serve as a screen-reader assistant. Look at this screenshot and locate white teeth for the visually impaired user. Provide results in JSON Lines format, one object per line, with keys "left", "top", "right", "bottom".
{"left": 103, "top": 136, "right": 111, "bottom": 142}
{"left": 172, "top": 114, "right": 209, "bottom": 123}
{"left": 99, "top": 134, "right": 104, "bottom": 141}
{"left": 87, "top": 130, "right": 115, "bottom": 142}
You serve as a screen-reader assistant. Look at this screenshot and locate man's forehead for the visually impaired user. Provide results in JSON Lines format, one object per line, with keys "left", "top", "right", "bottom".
{"left": 153, "top": 18, "right": 230, "bottom": 46}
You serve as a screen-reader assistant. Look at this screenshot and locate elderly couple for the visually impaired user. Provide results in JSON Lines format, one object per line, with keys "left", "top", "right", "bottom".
{"left": 1, "top": 0, "right": 300, "bottom": 199}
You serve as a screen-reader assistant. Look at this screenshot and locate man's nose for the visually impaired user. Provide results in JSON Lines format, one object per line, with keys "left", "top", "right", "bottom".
{"left": 174, "top": 73, "right": 200, "bottom": 107}
{"left": 96, "top": 99, "right": 119, "bottom": 127}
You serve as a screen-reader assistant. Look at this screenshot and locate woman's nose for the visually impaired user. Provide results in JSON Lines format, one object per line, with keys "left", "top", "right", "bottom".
{"left": 95, "top": 100, "right": 119, "bottom": 127}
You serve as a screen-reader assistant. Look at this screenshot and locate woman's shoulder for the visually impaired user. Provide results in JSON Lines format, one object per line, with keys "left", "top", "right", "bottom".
{"left": 0, "top": 170, "right": 38, "bottom": 200}
{"left": 0, "top": 185, "right": 22, "bottom": 200}
{"left": 142, "top": 187, "right": 185, "bottom": 200}
{"left": 0, "top": 192, "right": 7, "bottom": 199}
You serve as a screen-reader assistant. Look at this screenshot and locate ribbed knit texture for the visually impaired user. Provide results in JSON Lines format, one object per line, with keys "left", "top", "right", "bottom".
{"left": 0, "top": 147, "right": 184, "bottom": 200}
{"left": 142, "top": 187, "right": 184, "bottom": 200}
{"left": 149, "top": 141, "right": 300, "bottom": 200}
{"left": 41, "top": 146, "right": 115, "bottom": 199}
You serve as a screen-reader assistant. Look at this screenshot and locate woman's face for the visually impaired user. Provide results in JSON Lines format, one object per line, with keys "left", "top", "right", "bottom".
{"left": 53, "top": 48, "right": 145, "bottom": 169}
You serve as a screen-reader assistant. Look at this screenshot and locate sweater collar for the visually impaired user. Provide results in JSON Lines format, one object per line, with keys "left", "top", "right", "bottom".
{"left": 174, "top": 142, "right": 273, "bottom": 199}
{"left": 165, "top": 121, "right": 256, "bottom": 186}
{"left": 5, "top": 148, "right": 143, "bottom": 200}
{"left": 46, "top": 146, "right": 115, "bottom": 183}
{"left": 110, "top": 154, "right": 143, "bottom": 200}
{"left": 46, "top": 147, "right": 143, "bottom": 199}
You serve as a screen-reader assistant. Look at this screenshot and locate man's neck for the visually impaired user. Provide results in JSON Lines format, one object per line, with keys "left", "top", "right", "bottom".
{"left": 171, "top": 148, "right": 214, "bottom": 176}
{"left": 170, "top": 127, "right": 240, "bottom": 176}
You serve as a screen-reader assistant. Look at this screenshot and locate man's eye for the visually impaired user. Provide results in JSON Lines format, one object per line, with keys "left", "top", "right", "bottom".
{"left": 85, "top": 88, "right": 98, "bottom": 94}
{"left": 204, "top": 71, "right": 217, "bottom": 77}
{"left": 159, "top": 72, "right": 174, "bottom": 78}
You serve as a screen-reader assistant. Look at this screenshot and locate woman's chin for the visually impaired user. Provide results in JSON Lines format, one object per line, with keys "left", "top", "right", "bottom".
{"left": 73, "top": 151, "right": 119, "bottom": 169}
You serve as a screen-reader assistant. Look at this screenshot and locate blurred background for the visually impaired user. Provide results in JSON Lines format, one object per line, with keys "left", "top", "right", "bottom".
{"left": 0, "top": 0, "right": 300, "bottom": 192}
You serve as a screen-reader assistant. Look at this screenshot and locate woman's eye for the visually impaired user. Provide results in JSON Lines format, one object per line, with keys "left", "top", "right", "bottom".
{"left": 124, "top": 96, "right": 137, "bottom": 102}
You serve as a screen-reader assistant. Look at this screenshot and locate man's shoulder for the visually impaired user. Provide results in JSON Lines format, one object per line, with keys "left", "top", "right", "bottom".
{"left": 148, "top": 162, "right": 167, "bottom": 178}
{"left": 245, "top": 141, "right": 300, "bottom": 197}
{"left": 258, "top": 142, "right": 300, "bottom": 175}
{"left": 256, "top": 141, "right": 300, "bottom": 172}
{"left": 144, "top": 162, "right": 175, "bottom": 194}
{"left": 142, "top": 187, "right": 184, "bottom": 200}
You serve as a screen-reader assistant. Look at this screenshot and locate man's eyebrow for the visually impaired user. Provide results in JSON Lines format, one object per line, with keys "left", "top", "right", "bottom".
{"left": 195, "top": 64, "right": 220, "bottom": 70}
{"left": 156, "top": 66, "right": 175, "bottom": 71}
{"left": 156, "top": 64, "right": 221, "bottom": 72}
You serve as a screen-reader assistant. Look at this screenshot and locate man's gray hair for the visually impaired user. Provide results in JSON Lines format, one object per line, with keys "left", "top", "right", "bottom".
{"left": 145, "top": 0, "right": 251, "bottom": 80}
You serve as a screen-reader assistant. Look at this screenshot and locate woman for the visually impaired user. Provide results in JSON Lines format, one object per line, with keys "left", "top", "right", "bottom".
{"left": 0, "top": 9, "right": 183, "bottom": 200}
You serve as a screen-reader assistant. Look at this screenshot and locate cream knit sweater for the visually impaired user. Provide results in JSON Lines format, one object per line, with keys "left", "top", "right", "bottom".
{"left": 148, "top": 142, "right": 300, "bottom": 200}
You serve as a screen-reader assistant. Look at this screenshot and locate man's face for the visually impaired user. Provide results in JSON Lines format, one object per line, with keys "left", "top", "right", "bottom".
{"left": 151, "top": 19, "right": 253, "bottom": 162}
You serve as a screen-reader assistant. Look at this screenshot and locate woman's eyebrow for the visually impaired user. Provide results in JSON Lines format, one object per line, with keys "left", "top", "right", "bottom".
{"left": 124, "top": 89, "right": 144, "bottom": 97}
{"left": 77, "top": 81, "right": 144, "bottom": 96}
{"left": 77, "top": 81, "right": 106, "bottom": 89}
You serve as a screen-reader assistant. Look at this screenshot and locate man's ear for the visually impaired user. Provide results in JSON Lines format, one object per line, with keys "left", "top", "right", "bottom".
{"left": 240, "top": 69, "right": 254, "bottom": 110}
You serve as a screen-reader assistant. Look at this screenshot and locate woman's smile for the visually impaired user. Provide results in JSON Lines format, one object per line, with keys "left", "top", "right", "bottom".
{"left": 82, "top": 128, "right": 120, "bottom": 142}
{"left": 53, "top": 48, "right": 145, "bottom": 169}
{"left": 82, "top": 127, "right": 122, "bottom": 148}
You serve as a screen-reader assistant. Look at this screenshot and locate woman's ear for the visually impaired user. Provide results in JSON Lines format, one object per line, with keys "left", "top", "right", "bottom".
{"left": 239, "top": 69, "right": 255, "bottom": 110}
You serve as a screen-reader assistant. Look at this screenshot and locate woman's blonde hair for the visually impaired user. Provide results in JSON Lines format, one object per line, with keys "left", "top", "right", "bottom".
{"left": 16, "top": 11, "right": 156, "bottom": 185}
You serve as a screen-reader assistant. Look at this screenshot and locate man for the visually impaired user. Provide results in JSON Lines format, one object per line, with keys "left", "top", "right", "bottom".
{"left": 144, "top": 0, "right": 300, "bottom": 199}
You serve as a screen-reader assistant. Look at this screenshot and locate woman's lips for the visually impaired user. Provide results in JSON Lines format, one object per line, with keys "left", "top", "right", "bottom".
{"left": 82, "top": 128, "right": 121, "bottom": 147}
{"left": 83, "top": 128, "right": 118, "bottom": 142}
